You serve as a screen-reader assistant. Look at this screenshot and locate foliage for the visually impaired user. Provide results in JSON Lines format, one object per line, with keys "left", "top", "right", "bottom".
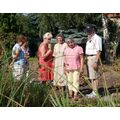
{"left": 0, "top": 32, "right": 16, "bottom": 51}
{"left": 0, "top": 13, "right": 119, "bottom": 52}
{"left": 108, "top": 19, "right": 118, "bottom": 42}
{"left": 0, "top": 13, "right": 119, "bottom": 57}
{"left": 33, "top": 13, "right": 102, "bottom": 38}
{"left": 0, "top": 13, "right": 30, "bottom": 55}
{"left": 0, "top": 47, "right": 52, "bottom": 107}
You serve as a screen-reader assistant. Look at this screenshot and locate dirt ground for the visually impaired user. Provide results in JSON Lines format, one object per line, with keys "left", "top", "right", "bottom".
{"left": 29, "top": 58, "right": 120, "bottom": 96}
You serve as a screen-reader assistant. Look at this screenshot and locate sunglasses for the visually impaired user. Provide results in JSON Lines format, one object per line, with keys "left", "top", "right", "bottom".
{"left": 47, "top": 38, "right": 51, "bottom": 40}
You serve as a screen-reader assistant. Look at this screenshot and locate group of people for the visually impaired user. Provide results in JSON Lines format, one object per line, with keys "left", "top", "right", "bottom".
{"left": 37, "top": 32, "right": 84, "bottom": 100}
{"left": 11, "top": 24, "right": 102, "bottom": 100}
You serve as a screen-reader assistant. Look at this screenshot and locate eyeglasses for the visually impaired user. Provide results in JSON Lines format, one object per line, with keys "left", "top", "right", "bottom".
{"left": 47, "top": 38, "right": 51, "bottom": 40}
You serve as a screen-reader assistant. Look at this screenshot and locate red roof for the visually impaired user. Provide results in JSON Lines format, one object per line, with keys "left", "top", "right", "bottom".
{"left": 105, "top": 13, "right": 120, "bottom": 18}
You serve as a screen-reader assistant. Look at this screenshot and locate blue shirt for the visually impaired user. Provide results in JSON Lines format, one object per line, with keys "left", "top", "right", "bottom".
{"left": 21, "top": 48, "right": 29, "bottom": 65}
{"left": 12, "top": 43, "right": 25, "bottom": 66}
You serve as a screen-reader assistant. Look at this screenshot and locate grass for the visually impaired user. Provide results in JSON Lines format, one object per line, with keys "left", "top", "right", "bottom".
{"left": 29, "top": 57, "right": 37, "bottom": 62}
{"left": 49, "top": 57, "right": 120, "bottom": 107}
{"left": 0, "top": 47, "right": 52, "bottom": 107}
{"left": 1, "top": 45, "right": 120, "bottom": 107}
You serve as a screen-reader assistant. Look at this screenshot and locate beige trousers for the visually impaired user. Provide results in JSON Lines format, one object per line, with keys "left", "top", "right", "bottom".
{"left": 87, "top": 56, "right": 99, "bottom": 80}
{"left": 66, "top": 70, "right": 80, "bottom": 93}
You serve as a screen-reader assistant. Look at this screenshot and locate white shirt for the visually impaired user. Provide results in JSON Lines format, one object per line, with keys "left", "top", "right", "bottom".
{"left": 12, "top": 43, "right": 21, "bottom": 57}
{"left": 85, "top": 33, "right": 102, "bottom": 55}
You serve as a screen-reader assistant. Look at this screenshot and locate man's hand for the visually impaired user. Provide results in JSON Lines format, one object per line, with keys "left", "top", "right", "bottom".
{"left": 92, "top": 62, "right": 98, "bottom": 70}
{"left": 80, "top": 69, "right": 83, "bottom": 73}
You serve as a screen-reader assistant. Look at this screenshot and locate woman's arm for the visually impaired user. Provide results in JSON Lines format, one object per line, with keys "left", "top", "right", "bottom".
{"left": 25, "top": 50, "right": 30, "bottom": 60}
{"left": 80, "top": 54, "right": 84, "bottom": 73}
{"left": 10, "top": 49, "right": 20, "bottom": 68}
{"left": 53, "top": 44, "right": 56, "bottom": 57}
{"left": 63, "top": 51, "right": 68, "bottom": 74}
{"left": 40, "top": 45, "right": 52, "bottom": 60}
{"left": 13, "top": 49, "right": 20, "bottom": 60}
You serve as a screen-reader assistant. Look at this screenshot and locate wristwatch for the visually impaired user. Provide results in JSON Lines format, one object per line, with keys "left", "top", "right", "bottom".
{"left": 95, "top": 61, "right": 98, "bottom": 64}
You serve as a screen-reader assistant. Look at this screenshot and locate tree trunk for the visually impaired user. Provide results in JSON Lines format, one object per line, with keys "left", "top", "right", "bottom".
{"left": 113, "top": 32, "right": 120, "bottom": 59}
{"left": 102, "top": 14, "right": 111, "bottom": 63}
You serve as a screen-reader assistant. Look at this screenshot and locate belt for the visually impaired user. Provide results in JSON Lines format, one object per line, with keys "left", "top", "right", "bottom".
{"left": 86, "top": 54, "right": 96, "bottom": 56}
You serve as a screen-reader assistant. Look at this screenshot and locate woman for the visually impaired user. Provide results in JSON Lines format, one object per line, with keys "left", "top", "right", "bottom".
{"left": 53, "top": 34, "right": 68, "bottom": 90}
{"left": 11, "top": 35, "right": 27, "bottom": 80}
{"left": 37, "top": 32, "right": 53, "bottom": 83}
{"left": 64, "top": 38, "right": 84, "bottom": 100}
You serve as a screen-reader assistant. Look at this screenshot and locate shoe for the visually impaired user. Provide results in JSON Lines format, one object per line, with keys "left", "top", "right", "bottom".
{"left": 86, "top": 92, "right": 96, "bottom": 98}
{"left": 68, "top": 96, "right": 73, "bottom": 99}
{"left": 68, "top": 93, "right": 73, "bottom": 99}
{"left": 73, "top": 95, "right": 79, "bottom": 101}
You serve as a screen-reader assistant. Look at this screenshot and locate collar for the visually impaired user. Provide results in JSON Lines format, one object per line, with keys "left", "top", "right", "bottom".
{"left": 88, "top": 33, "right": 96, "bottom": 42}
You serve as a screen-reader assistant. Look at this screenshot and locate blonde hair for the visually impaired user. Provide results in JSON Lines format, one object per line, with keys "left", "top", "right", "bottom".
{"left": 43, "top": 32, "right": 53, "bottom": 39}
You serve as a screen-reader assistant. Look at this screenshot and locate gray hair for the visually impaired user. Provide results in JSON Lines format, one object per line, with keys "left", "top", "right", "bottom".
{"left": 65, "top": 37, "right": 74, "bottom": 43}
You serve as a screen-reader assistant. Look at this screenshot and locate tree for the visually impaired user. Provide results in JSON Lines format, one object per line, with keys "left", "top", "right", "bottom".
{"left": 102, "top": 14, "right": 110, "bottom": 63}
{"left": 102, "top": 14, "right": 119, "bottom": 62}
{"left": 0, "top": 13, "right": 119, "bottom": 59}
{"left": 0, "top": 13, "right": 30, "bottom": 55}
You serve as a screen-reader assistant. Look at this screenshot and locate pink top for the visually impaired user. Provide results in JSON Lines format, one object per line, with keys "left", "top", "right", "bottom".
{"left": 64, "top": 45, "right": 83, "bottom": 70}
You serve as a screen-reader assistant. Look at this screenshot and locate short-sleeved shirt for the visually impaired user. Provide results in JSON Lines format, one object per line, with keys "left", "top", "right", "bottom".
{"left": 85, "top": 34, "right": 102, "bottom": 55}
{"left": 12, "top": 43, "right": 25, "bottom": 66}
{"left": 53, "top": 43, "right": 67, "bottom": 57}
{"left": 64, "top": 45, "right": 83, "bottom": 70}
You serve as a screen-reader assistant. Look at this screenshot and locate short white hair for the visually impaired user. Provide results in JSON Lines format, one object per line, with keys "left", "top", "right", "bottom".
{"left": 43, "top": 32, "right": 53, "bottom": 39}
{"left": 65, "top": 38, "right": 74, "bottom": 42}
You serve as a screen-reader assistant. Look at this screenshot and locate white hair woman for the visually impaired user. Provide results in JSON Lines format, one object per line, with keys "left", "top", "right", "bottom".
{"left": 37, "top": 32, "right": 53, "bottom": 84}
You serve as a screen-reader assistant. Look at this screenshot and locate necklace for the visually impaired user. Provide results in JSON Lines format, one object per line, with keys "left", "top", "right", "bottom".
{"left": 58, "top": 43, "right": 62, "bottom": 54}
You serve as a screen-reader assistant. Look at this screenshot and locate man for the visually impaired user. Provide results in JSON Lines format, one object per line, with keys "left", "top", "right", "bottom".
{"left": 85, "top": 24, "right": 102, "bottom": 98}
